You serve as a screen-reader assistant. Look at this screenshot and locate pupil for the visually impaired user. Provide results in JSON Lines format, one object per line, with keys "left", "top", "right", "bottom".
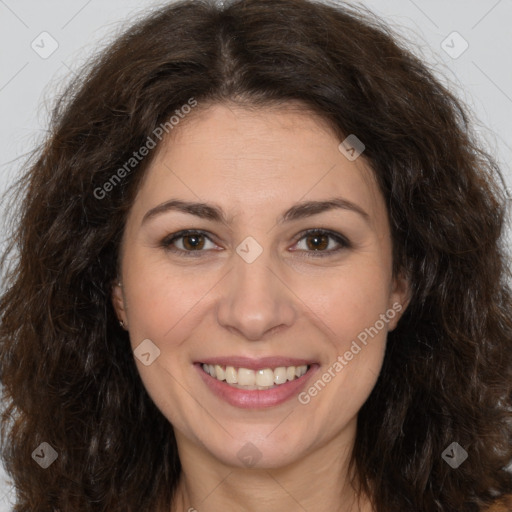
{"left": 184, "top": 234, "right": 204, "bottom": 250}
{"left": 308, "top": 234, "right": 328, "bottom": 250}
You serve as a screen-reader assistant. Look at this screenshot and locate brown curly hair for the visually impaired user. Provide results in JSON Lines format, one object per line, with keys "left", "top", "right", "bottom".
{"left": 1, "top": 0, "right": 511, "bottom": 510}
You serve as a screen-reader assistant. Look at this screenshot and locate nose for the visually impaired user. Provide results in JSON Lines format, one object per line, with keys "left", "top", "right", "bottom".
{"left": 216, "top": 249, "right": 297, "bottom": 341}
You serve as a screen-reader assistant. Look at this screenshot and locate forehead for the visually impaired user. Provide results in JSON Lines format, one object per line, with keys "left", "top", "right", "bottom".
{"left": 130, "top": 102, "right": 385, "bottom": 227}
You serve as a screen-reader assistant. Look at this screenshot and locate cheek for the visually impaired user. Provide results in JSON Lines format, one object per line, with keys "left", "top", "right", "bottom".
{"left": 299, "top": 259, "right": 392, "bottom": 342}
{"left": 122, "top": 249, "right": 219, "bottom": 346}
{"left": 296, "top": 271, "right": 390, "bottom": 429}
{"left": 298, "top": 259, "right": 391, "bottom": 390}
{"left": 121, "top": 254, "right": 213, "bottom": 428}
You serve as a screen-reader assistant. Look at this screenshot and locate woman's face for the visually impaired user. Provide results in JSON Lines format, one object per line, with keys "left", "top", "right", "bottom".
{"left": 112, "top": 102, "right": 409, "bottom": 469}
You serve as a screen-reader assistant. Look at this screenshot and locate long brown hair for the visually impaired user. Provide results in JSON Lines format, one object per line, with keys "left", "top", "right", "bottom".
{"left": 1, "top": 0, "right": 511, "bottom": 510}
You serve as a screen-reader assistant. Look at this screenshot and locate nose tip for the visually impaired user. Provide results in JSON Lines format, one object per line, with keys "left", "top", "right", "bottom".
{"left": 215, "top": 252, "right": 296, "bottom": 341}
{"left": 221, "top": 306, "right": 291, "bottom": 341}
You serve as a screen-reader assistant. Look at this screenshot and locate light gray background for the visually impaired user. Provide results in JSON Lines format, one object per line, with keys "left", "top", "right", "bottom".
{"left": 0, "top": 0, "right": 511, "bottom": 509}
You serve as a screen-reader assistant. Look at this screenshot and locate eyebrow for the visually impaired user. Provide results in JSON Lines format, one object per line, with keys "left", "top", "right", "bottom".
{"left": 141, "top": 197, "right": 369, "bottom": 226}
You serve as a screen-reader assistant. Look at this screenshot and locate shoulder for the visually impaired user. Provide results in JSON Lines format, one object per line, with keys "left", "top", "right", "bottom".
{"left": 482, "top": 494, "right": 512, "bottom": 511}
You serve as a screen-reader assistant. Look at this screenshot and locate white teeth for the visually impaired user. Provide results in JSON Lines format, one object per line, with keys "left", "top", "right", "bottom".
{"left": 256, "top": 368, "right": 274, "bottom": 387}
{"left": 274, "top": 366, "right": 287, "bottom": 384}
{"left": 225, "top": 365, "right": 237, "bottom": 384}
{"left": 238, "top": 368, "right": 254, "bottom": 386}
{"left": 202, "top": 363, "right": 309, "bottom": 388}
{"left": 214, "top": 365, "right": 225, "bottom": 381}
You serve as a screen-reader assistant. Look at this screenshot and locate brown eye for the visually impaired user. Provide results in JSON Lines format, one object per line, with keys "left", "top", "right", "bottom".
{"left": 304, "top": 233, "right": 329, "bottom": 251}
{"left": 181, "top": 233, "right": 205, "bottom": 250}
{"left": 162, "top": 230, "right": 218, "bottom": 255}
{"left": 292, "top": 229, "right": 350, "bottom": 257}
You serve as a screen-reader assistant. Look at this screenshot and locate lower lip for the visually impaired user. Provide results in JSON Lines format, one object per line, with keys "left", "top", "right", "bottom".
{"left": 195, "top": 363, "right": 319, "bottom": 409}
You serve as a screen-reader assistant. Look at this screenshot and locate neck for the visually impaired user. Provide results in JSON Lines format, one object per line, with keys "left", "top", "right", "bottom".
{"left": 170, "top": 420, "right": 374, "bottom": 512}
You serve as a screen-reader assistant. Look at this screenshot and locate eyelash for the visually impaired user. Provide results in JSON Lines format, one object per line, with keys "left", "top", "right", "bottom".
{"left": 160, "top": 228, "right": 351, "bottom": 258}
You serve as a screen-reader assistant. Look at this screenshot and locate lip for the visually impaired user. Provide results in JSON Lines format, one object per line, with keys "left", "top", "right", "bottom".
{"left": 194, "top": 359, "right": 320, "bottom": 409}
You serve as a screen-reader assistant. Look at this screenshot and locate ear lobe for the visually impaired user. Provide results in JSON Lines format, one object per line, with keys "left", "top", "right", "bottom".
{"left": 111, "top": 280, "right": 127, "bottom": 326}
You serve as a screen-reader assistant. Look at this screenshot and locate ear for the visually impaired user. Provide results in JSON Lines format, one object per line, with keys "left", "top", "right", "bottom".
{"left": 387, "top": 271, "right": 411, "bottom": 331}
{"left": 112, "top": 279, "right": 128, "bottom": 328}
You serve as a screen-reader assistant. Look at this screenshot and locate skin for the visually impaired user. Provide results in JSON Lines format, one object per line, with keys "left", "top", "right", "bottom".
{"left": 112, "top": 102, "right": 410, "bottom": 512}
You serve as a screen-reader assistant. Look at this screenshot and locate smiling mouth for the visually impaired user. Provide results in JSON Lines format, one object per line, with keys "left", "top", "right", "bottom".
{"left": 200, "top": 363, "right": 312, "bottom": 390}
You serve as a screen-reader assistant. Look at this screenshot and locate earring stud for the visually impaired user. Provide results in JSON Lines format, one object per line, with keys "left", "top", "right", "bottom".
{"left": 119, "top": 320, "right": 125, "bottom": 328}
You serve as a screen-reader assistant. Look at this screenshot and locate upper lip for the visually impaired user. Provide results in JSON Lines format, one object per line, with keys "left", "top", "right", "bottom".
{"left": 197, "top": 356, "right": 316, "bottom": 370}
